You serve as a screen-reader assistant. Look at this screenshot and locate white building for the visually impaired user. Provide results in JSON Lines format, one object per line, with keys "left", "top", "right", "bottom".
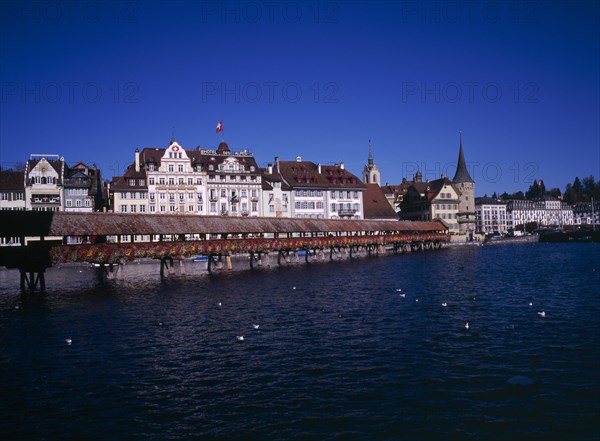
{"left": 261, "top": 163, "right": 291, "bottom": 217}
{"left": 573, "top": 201, "right": 599, "bottom": 227}
{"left": 111, "top": 139, "right": 262, "bottom": 217}
{"left": 507, "top": 197, "right": 574, "bottom": 228}
{"left": 25, "top": 154, "right": 65, "bottom": 212}
{"left": 275, "top": 156, "right": 365, "bottom": 219}
{"left": 475, "top": 197, "right": 509, "bottom": 234}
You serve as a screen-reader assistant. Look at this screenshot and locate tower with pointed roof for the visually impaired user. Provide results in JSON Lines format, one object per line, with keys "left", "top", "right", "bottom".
{"left": 452, "top": 132, "right": 476, "bottom": 238}
{"left": 362, "top": 140, "right": 380, "bottom": 185}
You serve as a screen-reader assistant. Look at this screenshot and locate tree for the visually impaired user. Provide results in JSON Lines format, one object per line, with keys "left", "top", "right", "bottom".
{"left": 500, "top": 192, "right": 510, "bottom": 200}
{"left": 548, "top": 187, "right": 561, "bottom": 199}
{"left": 573, "top": 177, "right": 583, "bottom": 200}
{"left": 526, "top": 180, "right": 541, "bottom": 199}
{"left": 563, "top": 184, "right": 577, "bottom": 205}
{"left": 582, "top": 176, "right": 596, "bottom": 201}
{"left": 492, "top": 191, "right": 498, "bottom": 199}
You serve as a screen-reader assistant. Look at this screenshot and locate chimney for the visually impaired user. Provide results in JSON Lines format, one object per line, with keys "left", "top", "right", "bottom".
{"left": 267, "top": 163, "right": 273, "bottom": 174}
{"left": 317, "top": 163, "right": 321, "bottom": 174}
{"left": 135, "top": 148, "right": 140, "bottom": 172}
{"left": 296, "top": 155, "right": 302, "bottom": 162}
{"left": 274, "top": 156, "right": 280, "bottom": 173}
{"left": 340, "top": 161, "right": 345, "bottom": 170}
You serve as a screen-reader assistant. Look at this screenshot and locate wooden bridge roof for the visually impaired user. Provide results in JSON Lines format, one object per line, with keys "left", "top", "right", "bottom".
{"left": 0, "top": 212, "right": 447, "bottom": 237}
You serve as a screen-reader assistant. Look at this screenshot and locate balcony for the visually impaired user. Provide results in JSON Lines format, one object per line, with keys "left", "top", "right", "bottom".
{"left": 241, "top": 210, "right": 249, "bottom": 216}
{"left": 338, "top": 209, "right": 358, "bottom": 217}
{"left": 220, "top": 210, "right": 229, "bottom": 216}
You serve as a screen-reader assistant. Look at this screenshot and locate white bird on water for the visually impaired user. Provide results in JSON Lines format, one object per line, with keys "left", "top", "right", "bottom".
{"left": 65, "top": 339, "right": 72, "bottom": 345}
{"left": 529, "top": 302, "right": 533, "bottom": 307}
{"left": 253, "top": 324, "right": 260, "bottom": 329}
{"left": 218, "top": 302, "right": 222, "bottom": 307}
{"left": 465, "top": 322, "right": 470, "bottom": 330}
{"left": 396, "top": 289, "right": 402, "bottom": 292}
{"left": 236, "top": 336, "right": 245, "bottom": 341}
{"left": 441, "top": 302, "right": 448, "bottom": 307}
{"left": 399, "top": 293, "right": 406, "bottom": 298}
{"left": 538, "top": 311, "right": 546, "bottom": 317}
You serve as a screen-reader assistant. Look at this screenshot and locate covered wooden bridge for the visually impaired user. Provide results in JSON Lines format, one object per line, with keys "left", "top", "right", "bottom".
{"left": 0, "top": 211, "right": 449, "bottom": 291}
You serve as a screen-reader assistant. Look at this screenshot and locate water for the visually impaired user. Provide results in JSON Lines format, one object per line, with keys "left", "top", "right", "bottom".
{"left": 1, "top": 243, "right": 599, "bottom": 440}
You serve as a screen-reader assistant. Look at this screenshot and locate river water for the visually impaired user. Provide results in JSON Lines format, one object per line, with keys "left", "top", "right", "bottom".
{"left": 1, "top": 243, "right": 599, "bottom": 440}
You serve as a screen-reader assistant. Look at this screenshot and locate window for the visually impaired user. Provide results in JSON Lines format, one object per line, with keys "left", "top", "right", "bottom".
{"left": 140, "top": 193, "right": 146, "bottom": 199}
{"left": 169, "top": 206, "right": 176, "bottom": 212}
{"left": 188, "top": 178, "right": 193, "bottom": 185}
{"left": 188, "top": 193, "right": 194, "bottom": 199}
{"left": 196, "top": 178, "right": 202, "bottom": 185}
{"left": 179, "top": 194, "right": 184, "bottom": 201}
{"left": 159, "top": 178, "right": 165, "bottom": 185}
{"left": 160, "top": 206, "right": 166, "bottom": 212}
{"left": 169, "top": 178, "right": 175, "bottom": 185}
{"left": 179, "top": 178, "right": 184, "bottom": 185}
{"left": 76, "top": 200, "right": 81, "bottom": 207}
{"left": 251, "top": 189, "right": 257, "bottom": 197}
{"left": 252, "top": 202, "right": 257, "bottom": 211}
{"left": 210, "top": 202, "right": 216, "bottom": 212}
{"left": 241, "top": 189, "right": 247, "bottom": 197}
{"left": 331, "top": 203, "right": 336, "bottom": 211}
{"left": 169, "top": 165, "right": 174, "bottom": 172}
{"left": 66, "top": 200, "right": 72, "bottom": 207}
{"left": 295, "top": 202, "right": 301, "bottom": 209}
{"left": 188, "top": 205, "right": 194, "bottom": 212}
{"left": 169, "top": 193, "right": 175, "bottom": 202}
{"left": 178, "top": 165, "right": 183, "bottom": 172}
{"left": 221, "top": 189, "right": 226, "bottom": 197}
{"left": 317, "top": 201, "right": 323, "bottom": 209}
{"left": 121, "top": 192, "right": 127, "bottom": 199}
{"left": 129, "top": 179, "right": 135, "bottom": 186}
{"left": 150, "top": 205, "right": 155, "bottom": 212}
{"left": 270, "top": 205, "right": 274, "bottom": 212}
{"left": 159, "top": 193, "right": 165, "bottom": 200}
{"left": 131, "top": 205, "right": 137, "bottom": 212}
{"left": 131, "top": 192, "right": 137, "bottom": 199}
{"left": 120, "top": 205, "right": 127, "bottom": 212}
{"left": 149, "top": 178, "right": 155, "bottom": 185}
{"left": 85, "top": 200, "right": 91, "bottom": 207}
{"left": 150, "top": 193, "right": 155, "bottom": 201}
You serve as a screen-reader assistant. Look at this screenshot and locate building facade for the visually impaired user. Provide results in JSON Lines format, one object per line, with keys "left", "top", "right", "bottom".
{"left": 24, "top": 154, "right": 66, "bottom": 212}
{"left": 111, "top": 139, "right": 262, "bottom": 217}
{"left": 275, "top": 156, "right": 365, "bottom": 219}
{"left": 399, "top": 177, "right": 461, "bottom": 234}
{"left": 0, "top": 170, "right": 26, "bottom": 211}
{"left": 475, "top": 197, "right": 509, "bottom": 234}
{"left": 507, "top": 197, "right": 574, "bottom": 228}
{"left": 573, "top": 201, "right": 599, "bottom": 227}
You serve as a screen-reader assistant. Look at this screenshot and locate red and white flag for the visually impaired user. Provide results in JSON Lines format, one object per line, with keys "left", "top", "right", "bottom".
{"left": 216, "top": 120, "right": 223, "bottom": 133}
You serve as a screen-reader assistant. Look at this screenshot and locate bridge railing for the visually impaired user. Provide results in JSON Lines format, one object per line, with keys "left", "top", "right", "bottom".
{"left": 49, "top": 232, "right": 449, "bottom": 265}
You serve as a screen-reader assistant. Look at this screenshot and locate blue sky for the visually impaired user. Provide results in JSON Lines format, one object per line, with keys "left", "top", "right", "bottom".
{"left": 1, "top": 0, "right": 598, "bottom": 196}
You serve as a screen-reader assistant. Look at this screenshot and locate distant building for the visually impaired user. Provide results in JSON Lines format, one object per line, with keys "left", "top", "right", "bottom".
{"left": 573, "top": 201, "right": 600, "bottom": 227}
{"left": 363, "top": 183, "right": 398, "bottom": 220}
{"left": 399, "top": 177, "right": 461, "bottom": 234}
{"left": 0, "top": 170, "right": 26, "bottom": 211}
{"left": 261, "top": 163, "right": 291, "bottom": 217}
{"left": 64, "top": 162, "right": 104, "bottom": 212}
{"left": 362, "top": 141, "right": 381, "bottom": 185}
{"left": 24, "top": 154, "right": 66, "bottom": 211}
{"left": 275, "top": 156, "right": 365, "bottom": 219}
{"left": 507, "top": 196, "right": 573, "bottom": 228}
{"left": 452, "top": 133, "right": 476, "bottom": 239}
{"left": 475, "top": 197, "right": 509, "bottom": 234}
{"left": 111, "top": 138, "right": 262, "bottom": 217}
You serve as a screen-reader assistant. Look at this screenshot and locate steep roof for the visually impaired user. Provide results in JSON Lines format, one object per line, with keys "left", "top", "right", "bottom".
{"left": 278, "top": 160, "right": 365, "bottom": 189}
{"left": 363, "top": 184, "right": 398, "bottom": 219}
{"left": 110, "top": 164, "right": 147, "bottom": 191}
{"left": 452, "top": 133, "right": 474, "bottom": 183}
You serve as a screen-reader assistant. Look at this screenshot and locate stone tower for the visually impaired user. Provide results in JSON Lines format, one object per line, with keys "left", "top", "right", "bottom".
{"left": 452, "top": 132, "right": 476, "bottom": 239}
{"left": 362, "top": 140, "right": 381, "bottom": 185}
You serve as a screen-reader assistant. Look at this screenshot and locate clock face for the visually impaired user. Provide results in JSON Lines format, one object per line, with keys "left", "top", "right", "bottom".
{"left": 41, "top": 166, "right": 47, "bottom": 173}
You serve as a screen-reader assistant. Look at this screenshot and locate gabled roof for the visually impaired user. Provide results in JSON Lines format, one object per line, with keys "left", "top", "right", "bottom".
{"left": 363, "top": 184, "right": 398, "bottom": 219}
{"left": 111, "top": 164, "right": 147, "bottom": 191}
{"left": 278, "top": 160, "right": 365, "bottom": 189}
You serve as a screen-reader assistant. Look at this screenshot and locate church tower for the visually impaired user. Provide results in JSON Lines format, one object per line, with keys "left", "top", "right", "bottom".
{"left": 452, "top": 132, "right": 476, "bottom": 239}
{"left": 362, "top": 140, "right": 381, "bottom": 185}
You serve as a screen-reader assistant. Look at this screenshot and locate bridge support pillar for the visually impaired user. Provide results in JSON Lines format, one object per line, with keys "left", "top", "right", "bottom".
{"left": 20, "top": 269, "right": 45, "bottom": 293}
{"left": 160, "top": 257, "right": 174, "bottom": 278}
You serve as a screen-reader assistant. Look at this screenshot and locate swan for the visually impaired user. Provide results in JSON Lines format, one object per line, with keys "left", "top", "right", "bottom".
{"left": 236, "top": 336, "right": 244, "bottom": 341}
{"left": 538, "top": 311, "right": 546, "bottom": 317}
{"left": 465, "top": 322, "right": 470, "bottom": 330}
{"left": 529, "top": 302, "right": 533, "bottom": 306}
{"left": 399, "top": 293, "right": 406, "bottom": 298}
{"left": 65, "top": 339, "right": 72, "bottom": 345}
{"left": 441, "top": 302, "right": 447, "bottom": 307}
{"left": 253, "top": 324, "right": 260, "bottom": 329}
{"left": 218, "top": 302, "right": 222, "bottom": 307}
